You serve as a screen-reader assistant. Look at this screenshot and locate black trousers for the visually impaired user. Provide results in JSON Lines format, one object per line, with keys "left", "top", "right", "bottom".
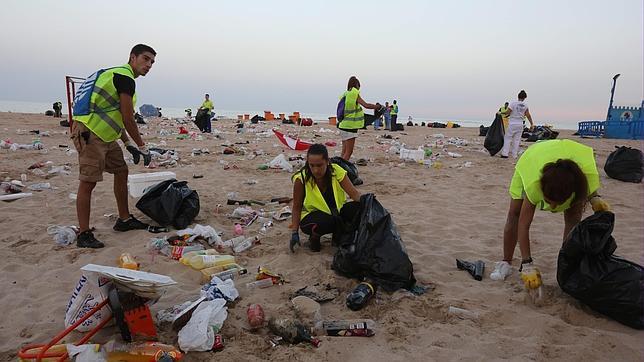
{"left": 391, "top": 115, "right": 398, "bottom": 130}
{"left": 299, "top": 201, "right": 360, "bottom": 236}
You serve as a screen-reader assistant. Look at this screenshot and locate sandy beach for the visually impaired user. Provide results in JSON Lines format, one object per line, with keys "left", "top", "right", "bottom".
{"left": 1, "top": 112, "right": 643, "bottom": 361}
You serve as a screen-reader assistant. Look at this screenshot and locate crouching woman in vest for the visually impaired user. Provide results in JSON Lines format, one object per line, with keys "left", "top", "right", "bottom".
{"left": 490, "top": 139, "right": 610, "bottom": 284}
{"left": 290, "top": 144, "right": 362, "bottom": 252}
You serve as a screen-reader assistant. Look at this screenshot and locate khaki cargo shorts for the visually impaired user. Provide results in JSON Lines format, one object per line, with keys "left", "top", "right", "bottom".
{"left": 71, "top": 122, "right": 127, "bottom": 182}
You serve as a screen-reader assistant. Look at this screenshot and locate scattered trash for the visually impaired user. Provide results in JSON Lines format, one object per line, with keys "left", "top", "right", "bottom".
{"left": 178, "top": 299, "right": 227, "bottom": 352}
{"left": 268, "top": 317, "right": 320, "bottom": 347}
{"left": 247, "top": 304, "right": 265, "bottom": 330}
{"left": 28, "top": 182, "right": 52, "bottom": 191}
{"left": 47, "top": 225, "right": 78, "bottom": 246}
{"left": 104, "top": 341, "right": 182, "bottom": 361}
{"left": 323, "top": 319, "right": 376, "bottom": 337}
{"left": 447, "top": 152, "right": 463, "bottom": 158}
{"left": 175, "top": 224, "right": 223, "bottom": 246}
{"left": 118, "top": 253, "right": 139, "bottom": 270}
{"left": 456, "top": 259, "right": 485, "bottom": 281}
{"left": 346, "top": 282, "right": 376, "bottom": 311}
{"left": 268, "top": 154, "right": 293, "bottom": 172}
{"left": 292, "top": 284, "right": 339, "bottom": 302}
{"left": 201, "top": 276, "right": 239, "bottom": 302}
{"left": 447, "top": 306, "right": 479, "bottom": 320}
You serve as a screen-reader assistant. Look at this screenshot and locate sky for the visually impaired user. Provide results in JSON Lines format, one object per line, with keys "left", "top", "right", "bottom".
{"left": 0, "top": 0, "right": 642, "bottom": 123}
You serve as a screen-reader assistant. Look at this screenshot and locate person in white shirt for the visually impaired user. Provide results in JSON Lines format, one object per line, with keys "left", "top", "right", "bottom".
{"left": 501, "top": 90, "right": 534, "bottom": 159}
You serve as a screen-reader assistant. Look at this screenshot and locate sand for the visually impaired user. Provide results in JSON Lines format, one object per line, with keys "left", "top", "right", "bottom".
{"left": 1, "top": 112, "right": 643, "bottom": 361}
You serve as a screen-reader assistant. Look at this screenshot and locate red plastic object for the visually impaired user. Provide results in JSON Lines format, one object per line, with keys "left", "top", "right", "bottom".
{"left": 247, "top": 304, "right": 265, "bottom": 329}
{"left": 124, "top": 305, "right": 157, "bottom": 339}
{"left": 18, "top": 299, "right": 111, "bottom": 362}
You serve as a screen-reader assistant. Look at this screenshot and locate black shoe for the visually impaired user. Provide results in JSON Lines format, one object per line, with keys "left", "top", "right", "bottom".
{"left": 309, "top": 234, "right": 321, "bottom": 252}
{"left": 500, "top": 155, "right": 509, "bottom": 159}
{"left": 113, "top": 214, "right": 148, "bottom": 232}
{"left": 77, "top": 231, "right": 105, "bottom": 248}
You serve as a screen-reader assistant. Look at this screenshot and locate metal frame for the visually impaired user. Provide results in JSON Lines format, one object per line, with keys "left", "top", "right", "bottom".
{"left": 65, "top": 76, "right": 85, "bottom": 127}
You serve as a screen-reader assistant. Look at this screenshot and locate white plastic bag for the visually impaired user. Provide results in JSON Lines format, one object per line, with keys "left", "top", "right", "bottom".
{"left": 269, "top": 154, "right": 293, "bottom": 172}
{"left": 64, "top": 272, "right": 112, "bottom": 332}
{"left": 175, "top": 224, "right": 223, "bottom": 246}
{"left": 178, "top": 299, "right": 228, "bottom": 352}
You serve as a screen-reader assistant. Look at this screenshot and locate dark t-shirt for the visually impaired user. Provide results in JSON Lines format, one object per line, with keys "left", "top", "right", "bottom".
{"left": 113, "top": 73, "right": 135, "bottom": 97}
{"left": 322, "top": 184, "right": 338, "bottom": 214}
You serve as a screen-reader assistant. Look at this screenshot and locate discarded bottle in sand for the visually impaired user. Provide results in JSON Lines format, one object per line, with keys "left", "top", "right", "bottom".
{"left": 232, "top": 236, "right": 259, "bottom": 254}
{"left": 447, "top": 306, "right": 479, "bottom": 320}
{"left": 119, "top": 253, "right": 139, "bottom": 270}
{"left": 268, "top": 317, "right": 320, "bottom": 347}
{"left": 211, "top": 268, "right": 245, "bottom": 281}
{"left": 346, "top": 282, "right": 376, "bottom": 311}
{"left": 188, "top": 254, "right": 236, "bottom": 270}
{"left": 246, "top": 278, "right": 274, "bottom": 290}
{"left": 104, "top": 341, "right": 182, "bottom": 361}
{"left": 247, "top": 304, "right": 265, "bottom": 329}
{"left": 179, "top": 249, "right": 219, "bottom": 265}
{"left": 170, "top": 245, "right": 205, "bottom": 260}
{"left": 323, "top": 319, "right": 376, "bottom": 337}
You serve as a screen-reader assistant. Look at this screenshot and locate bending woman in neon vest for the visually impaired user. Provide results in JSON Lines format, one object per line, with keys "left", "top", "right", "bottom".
{"left": 339, "top": 76, "right": 380, "bottom": 161}
{"left": 490, "top": 140, "right": 610, "bottom": 282}
{"left": 290, "top": 144, "right": 362, "bottom": 252}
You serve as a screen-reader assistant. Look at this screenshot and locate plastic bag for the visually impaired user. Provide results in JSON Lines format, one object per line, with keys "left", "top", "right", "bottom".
{"left": 604, "top": 146, "right": 643, "bottom": 183}
{"left": 332, "top": 193, "right": 416, "bottom": 292}
{"left": 178, "top": 299, "right": 228, "bottom": 352}
{"left": 331, "top": 156, "right": 363, "bottom": 185}
{"left": 47, "top": 225, "right": 78, "bottom": 245}
{"left": 269, "top": 154, "right": 293, "bottom": 172}
{"left": 136, "top": 179, "right": 200, "bottom": 229}
{"left": 176, "top": 224, "right": 223, "bottom": 246}
{"left": 484, "top": 114, "right": 504, "bottom": 156}
{"left": 557, "top": 211, "right": 644, "bottom": 329}
{"left": 64, "top": 272, "right": 112, "bottom": 332}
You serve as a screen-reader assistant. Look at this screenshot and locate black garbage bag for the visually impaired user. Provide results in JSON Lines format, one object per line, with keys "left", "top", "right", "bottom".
{"left": 332, "top": 193, "right": 416, "bottom": 292}
{"left": 136, "top": 179, "right": 200, "bottom": 229}
{"left": 557, "top": 211, "right": 644, "bottom": 329}
{"left": 604, "top": 146, "right": 643, "bottom": 183}
{"left": 194, "top": 108, "right": 209, "bottom": 132}
{"left": 484, "top": 113, "right": 504, "bottom": 156}
{"left": 331, "top": 156, "right": 362, "bottom": 185}
{"left": 479, "top": 125, "right": 489, "bottom": 136}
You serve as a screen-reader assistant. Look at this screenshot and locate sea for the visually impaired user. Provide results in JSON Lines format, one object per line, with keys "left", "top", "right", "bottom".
{"left": 0, "top": 99, "right": 584, "bottom": 130}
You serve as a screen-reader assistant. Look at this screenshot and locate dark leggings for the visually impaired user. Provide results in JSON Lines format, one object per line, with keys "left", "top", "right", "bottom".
{"left": 299, "top": 201, "right": 360, "bottom": 236}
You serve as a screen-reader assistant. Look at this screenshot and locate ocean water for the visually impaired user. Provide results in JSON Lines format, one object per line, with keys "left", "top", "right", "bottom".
{"left": 0, "top": 99, "right": 583, "bottom": 130}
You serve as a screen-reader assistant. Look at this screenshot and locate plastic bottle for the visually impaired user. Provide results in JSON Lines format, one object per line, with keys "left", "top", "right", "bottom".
{"left": 346, "top": 282, "right": 376, "bottom": 311}
{"left": 188, "top": 254, "right": 236, "bottom": 270}
{"left": 169, "top": 245, "right": 205, "bottom": 260}
{"left": 28, "top": 182, "right": 51, "bottom": 191}
{"left": 118, "top": 253, "right": 139, "bottom": 270}
{"left": 179, "top": 249, "right": 219, "bottom": 265}
{"left": 246, "top": 278, "right": 274, "bottom": 289}
{"left": 247, "top": 304, "right": 265, "bottom": 329}
{"left": 104, "top": 341, "right": 183, "bottom": 362}
{"left": 232, "top": 236, "right": 259, "bottom": 254}
{"left": 447, "top": 306, "right": 479, "bottom": 320}
{"left": 211, "top": 268, "right": 243, "bottom": 281}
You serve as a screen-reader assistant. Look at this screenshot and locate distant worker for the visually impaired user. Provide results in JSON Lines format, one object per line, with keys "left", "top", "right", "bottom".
{"left": 500, "top": 90, "right": 534, "bottom": 159}
{"left": 71, "top": 44, "right": 156, "bottom": 248}
{"left": 497, "top": 101, "right": 510, "bottom": 130}
{"left": 53, "top": 101, "right": 63, "bottom": 118}
{"left": 390, "top": 100, "right": 399, "bottom": 131}
{"left": 383, "top": 101, "right": 392, "bottom": 130}
{"left": 338, "top": 76, "right": 380, "bottom": 161}
{"left": 198, "top": 93, "right": 214, "bottom": 133}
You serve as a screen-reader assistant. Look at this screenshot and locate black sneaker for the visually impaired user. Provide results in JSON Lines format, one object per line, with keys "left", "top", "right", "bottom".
{"left": 113, "top": 214, "right": 148, "bottom": 232}
{"left": 77, "top": 231, "right": 105, "bottom": 248}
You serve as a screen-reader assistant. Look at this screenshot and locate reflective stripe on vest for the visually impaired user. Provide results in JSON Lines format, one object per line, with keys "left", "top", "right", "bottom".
{"left": 514, "top": 139, "right": 600, "bottom": 212}
{"left": 73, "top": 64, "right": 137, "bottom": 143}
{"left": 338, "top": 87, "right": 364, "bottom": 129}
{"left": 292, "top": 164, "right": 348, "bottom": 220}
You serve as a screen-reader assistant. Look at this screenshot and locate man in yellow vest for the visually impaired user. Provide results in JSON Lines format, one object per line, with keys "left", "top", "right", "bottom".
{"left": 71, "top": 44, "right": 156, "bottom": 248}
{"left": 198, "top": 93, "right": 214, "bottom": 133}
{"left": 390, "top": 100, "right": 399, "bottom": 131}
{"left": 497, "top": 102, "right": 510, "bottom": 130}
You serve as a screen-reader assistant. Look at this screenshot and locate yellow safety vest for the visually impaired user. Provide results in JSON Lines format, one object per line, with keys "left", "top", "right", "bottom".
{"left": 498, "top": 106, "right": 509, "bottom": 115}
{"left": 391, "top": 104, "right": 398, "bottom": 115}
{"left": 510, "top": 139, "right": 600, "bottom": 212}
{"left": 202, "top": 99, "right": 214, "bottom": 112}
{"left": 292, "top": 164, "right": 348, "bottom": 219}
{"left": 73, "top": 64, "right": 137, "bottom": 142}
{"left": 339, "top": 87, "right": 364, "bottom": 130}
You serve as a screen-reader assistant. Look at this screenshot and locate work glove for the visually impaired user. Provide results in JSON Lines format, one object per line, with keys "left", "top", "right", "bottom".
{"left": 289, "top": 231, "right": 301, "bottom": 253}
{"left": 125, "top": 142, "right": 152, "bottom": 166}
{"left": 519, "top": 262, "right": 543, "bottom": 290}
{"left": 590, "top": 196, "right": 611, "bottom": 212}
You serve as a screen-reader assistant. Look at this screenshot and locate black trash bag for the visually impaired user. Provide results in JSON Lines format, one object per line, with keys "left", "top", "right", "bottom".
{"left": 194, "top": 108, "right": 209, "bottom": 132}
{"left": 557, "top": 211, "right": 644, "bottom": 329}
{"left": 604, "top": 146, "right": 643, "bottom": 183}
{"left": 332, "top": 193, "right": 416, "bottom": 292}
{"left": 250, "top": 114, "right": 265, "bottom": 124}
{"left": 331, "top": 156, "right": 363, "bottom": 185}
{"left": 406, "top": 121, "right": 414, "bottom": 126}
{"left": 360, "top": 104, "right": 384, "bottom": 128}
{"left": 484, "top": 113, "right": 504, "bottom": 156}
{"left": 136, "top": 179, "right": 200, "bottom": 229}
{"left": 479, "top": 125, "right": 489, "bottom": 136}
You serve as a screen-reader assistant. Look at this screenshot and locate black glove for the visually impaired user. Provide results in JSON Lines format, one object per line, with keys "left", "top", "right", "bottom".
{"left": 126, "top": 145, "right": 141, "bottom": 164}
{"left": 289, "top": 231, "right": 301, "bottom": 253}
{"left": 139, "top": 146, "right": 152, "bottom": 167}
